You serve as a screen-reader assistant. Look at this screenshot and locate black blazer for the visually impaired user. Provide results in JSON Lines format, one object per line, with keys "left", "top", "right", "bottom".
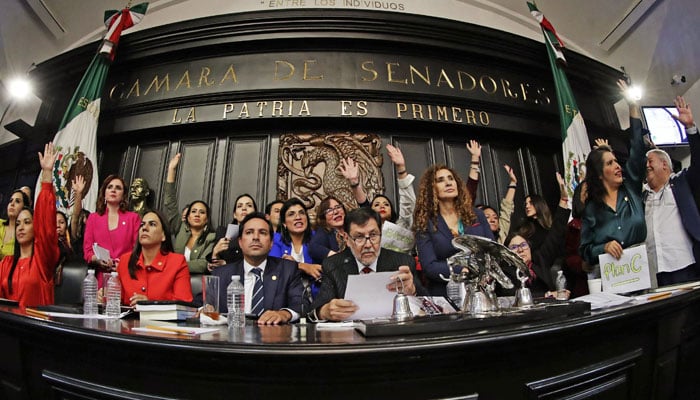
{"left": 310, "top": 247, "right": 427, "bottom": 315}
{"left": 213, "top": 256, "right": 303, "bottom": 314}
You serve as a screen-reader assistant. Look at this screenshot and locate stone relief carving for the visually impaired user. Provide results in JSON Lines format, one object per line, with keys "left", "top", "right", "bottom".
{"left": 278, "top": 132, "right": 384, "bottom": 218}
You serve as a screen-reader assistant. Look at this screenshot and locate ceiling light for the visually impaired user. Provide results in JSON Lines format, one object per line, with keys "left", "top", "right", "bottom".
{"left": 7, "top": 77, "right": 32, "bottom": 100}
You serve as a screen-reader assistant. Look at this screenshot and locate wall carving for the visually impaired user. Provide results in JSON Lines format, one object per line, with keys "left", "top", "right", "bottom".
{"left": 278, "top": 133, "right": 384, "bottom": 218}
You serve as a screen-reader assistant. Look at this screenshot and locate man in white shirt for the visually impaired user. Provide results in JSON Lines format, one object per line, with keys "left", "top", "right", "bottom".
{"left": 645, "top": 96, "right": 700, "bottom": 286}
{"left": 213, "top": 212, "right": 303, "bottom": 324}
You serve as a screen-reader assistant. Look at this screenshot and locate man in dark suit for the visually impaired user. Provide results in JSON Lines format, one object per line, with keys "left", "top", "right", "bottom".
{"left": 213, "top": 212, "right": 303, "bottom": 325}
{"left": 310, "top": 207, "right": 426, "bottom": 321}
{"left": 645, "top": 95, "right": 700, "bottom": 285}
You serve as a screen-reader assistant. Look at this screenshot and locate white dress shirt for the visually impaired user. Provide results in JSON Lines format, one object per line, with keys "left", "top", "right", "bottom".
{"left": 644, "top": 182, "right": 695, "bottom": 273}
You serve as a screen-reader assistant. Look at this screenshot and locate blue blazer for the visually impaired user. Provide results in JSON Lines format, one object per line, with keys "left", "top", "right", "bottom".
{"left": 416, "top": 208, "right": 494, "bottom": 296}
{"left": 669, "top": 129, "right": 700, "bottom": 261}
{"left": 213, "top": 256, "right": 303, "bottom": 314}
{"left": 270, "top": 232, "right": 313, "bottom": 263}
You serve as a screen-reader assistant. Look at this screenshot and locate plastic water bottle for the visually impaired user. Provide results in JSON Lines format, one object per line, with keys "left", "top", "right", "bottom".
{"left": 446, "top": 276, "right": 463, "bottom": 310}
{"left": 227, "top": 275, "right": 245, "bottom": 327}
{"left": 555, "top": 270, "right": 568, "bottom": 300}
{"left": 105, "top": 272, "right": 122, "bottom": 318}
{"left": 82, "top": 269, "right": 98, "bottom": 315}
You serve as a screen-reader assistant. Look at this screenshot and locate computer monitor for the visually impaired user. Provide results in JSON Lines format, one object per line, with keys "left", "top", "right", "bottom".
{"left": 641, "top": 106, "right": 687, "bottom": 146}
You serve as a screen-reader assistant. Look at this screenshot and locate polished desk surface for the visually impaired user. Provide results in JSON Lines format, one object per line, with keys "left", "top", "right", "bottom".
{"left": 2, "top": 289, "right": 700, "bottom": 399}
{"left": 3, "top": 288, "right": 698, "bottom": 350}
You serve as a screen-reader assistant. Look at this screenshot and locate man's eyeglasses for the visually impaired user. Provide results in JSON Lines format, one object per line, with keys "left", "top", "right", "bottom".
{"left": 324, "top": 204, "right": 343, "bottom": 215}
{"left": 351, "top": 233, "right": 381, "bottom": 246}
{"left": 508, "top": 242, "right": 529, "bottom": 251}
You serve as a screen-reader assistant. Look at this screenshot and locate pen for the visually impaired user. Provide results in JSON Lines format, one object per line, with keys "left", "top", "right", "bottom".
{"left": 144, "top": 325, "right": 196, "bottom": 335}
{"left": 648, "top": 292, "right": 672, "bottom": 301}
{"left": 25, "top": 308, "right": 49, "bottom": 319}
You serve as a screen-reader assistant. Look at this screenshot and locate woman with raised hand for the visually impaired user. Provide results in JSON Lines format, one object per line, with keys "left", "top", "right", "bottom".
{"left": 82, "top": 174, "right": 140, "bottom": 287}
{"left": 1, "top": 189, "right": 30, "bottom": 259}
{"left": 0, "top": 142, "right": 59, "bottom": 306}
{"left": 414, "top": 164, "right": 493, "bottom": 296}
{"left": 477, "top": 164, "right": 518, "bottom": 244}
{"left": 581, "top": 79, "right": 646, "bottom": 268}
{"left": 116, "top": 209, "right": 192, "bottom": 307}
{"left": 164, "top": 153, "right": 217, "bottom": 274}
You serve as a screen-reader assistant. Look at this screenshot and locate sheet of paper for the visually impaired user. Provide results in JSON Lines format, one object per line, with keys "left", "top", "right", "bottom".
{"left": 572, "top": 292, "right": 632, "bottom": 310}
{"left": 92, "top": 243, "right": 111, "bottom": 261}
{"left": 345, "top": 271, "right": 397, "bottom": 320}
{"left": 225, "top": 224, "right": 239, "bottom": 240}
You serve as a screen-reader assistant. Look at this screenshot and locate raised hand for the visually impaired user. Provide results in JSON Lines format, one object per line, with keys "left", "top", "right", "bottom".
{"left": 673, "top": 96, "right": 695, "bottom": 128}
{"left": 593, "top": 138, "right": 609, "bottom": 148}
{"left": 72, "top": 175, "right": 86, "bottom": 195}
{"left": 38, "top": 142, "right": 58, "bottom": 182}
{"left": 386, "top": 143, "right": 405, "bottom": 168}
{"left": 556, "top": 172, "right": 568, "bottom": 202}
{"left": 339, "top": 157, "right": 360, "bottom": 184}
{"left": 168, "top": 153, "right": 181, "bottom": 170}
{"left": 466, "top": 140, "right": 481, "bottom": 159}
{"left": 504, "top": 164, "right": 517, "bottom": 185}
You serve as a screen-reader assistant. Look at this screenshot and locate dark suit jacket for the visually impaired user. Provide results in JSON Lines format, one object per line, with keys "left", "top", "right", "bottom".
{"left": 205, "top": 223, "right": 243, "bottom": 264}
{"left": 310, "top": 247, "right": 427, "bottom": 315}
{"left": 669, "top": 129, "right": 700, "bottom": 263}
{"left": 213, "top": 256, "right": 303, "bottom": 314}
{"left": 416, "top": 209, "right": 493, "bottom": 296}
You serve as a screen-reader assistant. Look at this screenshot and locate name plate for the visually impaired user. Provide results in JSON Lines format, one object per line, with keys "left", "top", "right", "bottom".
{"left": 598, "top": 244, "right": 651, "bottom": 294}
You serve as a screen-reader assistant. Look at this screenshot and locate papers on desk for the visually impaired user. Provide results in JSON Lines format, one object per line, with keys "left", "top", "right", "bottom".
{"left": 92, "top": 243, "right": 111, "bottom": 262}
{"left": 345, "top": 271, "right": 397, "bottom": 320}
{"left": 572, "top": 292, "right": 633, "bottom": 310}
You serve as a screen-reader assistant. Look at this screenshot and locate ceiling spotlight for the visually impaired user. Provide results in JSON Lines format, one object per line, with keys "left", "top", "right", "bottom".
{"left": 626, "top": 85, "right": 643, "bottom": 102}
{"left": 7, "top": 77, "right": 32, "bottom": 100}
{"left": 671, "top": 74, "right": 686, "bottom": 86}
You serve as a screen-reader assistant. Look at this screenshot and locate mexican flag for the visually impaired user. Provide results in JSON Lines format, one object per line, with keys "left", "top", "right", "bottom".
{"left": 38, "top": 3, "right": 148, "bottom": 213}
{"left": 528, "top": 2, "right": 590, "bottom": 200}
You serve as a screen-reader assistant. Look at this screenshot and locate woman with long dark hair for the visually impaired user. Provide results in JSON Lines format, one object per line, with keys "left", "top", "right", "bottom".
{"left": 581, "top": 80, "right": 646, "bottom": 268}
{"left": 0, "top": 142, "right": 59, "bottom": 306}
{"left": 116, "top": 210, "right": 193, "bottom": 307}
{"left": 82, "top": 174, "right": 140, "bottom": 287}
{"left": 1, "top": 189, "right": 30, "bottom": 259}
{"left": 164, "top": 153, "right": 217, "bottom": 273}
{"left": 207, "top": 193, "right": 258, "bottom": 268}
{"left": 414, "top": 164, "right": 493, "bottom": 296}
{"left": 271, "top": 198, "right": 322, "bottom": 302}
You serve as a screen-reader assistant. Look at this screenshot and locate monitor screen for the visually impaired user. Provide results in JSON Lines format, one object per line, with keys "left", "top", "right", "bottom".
{"left": 641, "top": 106, "right": 687, "bottom": 146}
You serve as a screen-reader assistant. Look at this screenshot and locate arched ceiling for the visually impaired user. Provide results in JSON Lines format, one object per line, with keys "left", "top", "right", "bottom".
{"left": 1, "top": 0, "right": 698, "bottom": 145}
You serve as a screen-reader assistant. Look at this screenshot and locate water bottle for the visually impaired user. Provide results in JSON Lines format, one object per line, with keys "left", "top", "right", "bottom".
{"left": 227, "top": 275, "right": 245, "bottom": 327}
{"left": 446, "top": 275, "right": 462, "bottom": 310}
{"left": 555, "top": 270, "right": 568, "bottom": 300}
{"left": 105, "top": 272, "right": 122, "bottom": 318}
{"left": 82, "top": 269, "right": 98, "bottom": 315}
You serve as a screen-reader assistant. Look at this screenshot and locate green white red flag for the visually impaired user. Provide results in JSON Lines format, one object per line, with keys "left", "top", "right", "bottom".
{"left": 528, "top": 2, "right": 590, "bottom": 201}
{"left": 38, "top": 3, "right": 148, "bottom": 213}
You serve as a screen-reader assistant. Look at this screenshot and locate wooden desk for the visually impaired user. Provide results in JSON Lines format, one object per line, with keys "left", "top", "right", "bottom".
{"left": 1, "top": 290, "right": 699, "bottom": 399}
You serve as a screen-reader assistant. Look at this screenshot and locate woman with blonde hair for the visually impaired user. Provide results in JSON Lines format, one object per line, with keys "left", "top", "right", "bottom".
{"left": 414, "top": 164, "right": 493, "bottom": 296}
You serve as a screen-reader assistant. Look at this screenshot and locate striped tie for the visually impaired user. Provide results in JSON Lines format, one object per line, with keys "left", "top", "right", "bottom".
{"left": 250, "top": 268, "right": 264, "bottom": 316}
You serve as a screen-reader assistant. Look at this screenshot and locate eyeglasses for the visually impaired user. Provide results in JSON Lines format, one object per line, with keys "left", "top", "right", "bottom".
{"left": 351, "top": 233, "right": 381, "bottom": 246}
{"left": 508, "top": 242, "right": 529, "bottom": 251}
{"left": 324, "top": 204, "right": 343, "bottom": 215}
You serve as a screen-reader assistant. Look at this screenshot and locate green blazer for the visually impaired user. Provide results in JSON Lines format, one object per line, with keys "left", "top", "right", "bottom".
{"left": 164, "top": 181, "right": 216, "bottom": 274}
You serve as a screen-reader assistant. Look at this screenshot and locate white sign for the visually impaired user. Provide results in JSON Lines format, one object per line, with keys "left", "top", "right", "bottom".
{"left": 380, "top": 220, "right": 414, "bottom": 253}
{"left": 598, "top": 244, "right": 652, "bottom": 294}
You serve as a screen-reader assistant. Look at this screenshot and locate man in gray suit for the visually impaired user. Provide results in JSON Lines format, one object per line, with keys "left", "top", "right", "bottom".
{"left": 310, "top": 207, "right": 425, "bottom": 321}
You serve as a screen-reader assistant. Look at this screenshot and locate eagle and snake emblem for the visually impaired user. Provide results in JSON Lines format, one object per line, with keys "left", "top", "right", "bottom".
{"left": 277, "top": 133, "right": 384, "bottom": 213}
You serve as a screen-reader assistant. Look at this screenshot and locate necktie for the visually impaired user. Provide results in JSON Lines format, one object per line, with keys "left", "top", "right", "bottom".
{"left": 250, "top": 268, "right": 264, "bottom": 316}
{"left": 361, "top": 266, "right": 373, "bottom": 274}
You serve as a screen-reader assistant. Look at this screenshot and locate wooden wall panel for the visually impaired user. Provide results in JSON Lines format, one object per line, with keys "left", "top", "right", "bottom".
{"left": 220, "top": 137, "right": 270, "bottom": 227}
